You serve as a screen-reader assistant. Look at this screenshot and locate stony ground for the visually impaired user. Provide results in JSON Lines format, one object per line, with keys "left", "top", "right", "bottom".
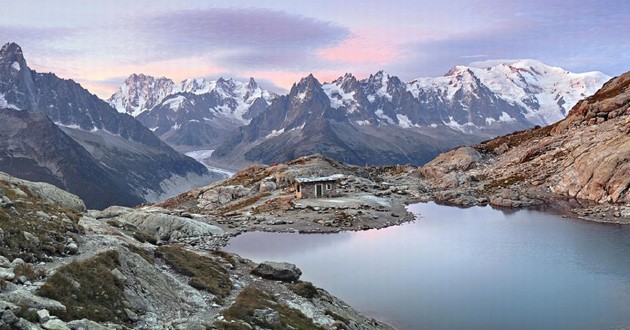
{"left": 0, "top": 169, "right": 395, "bottom": 330}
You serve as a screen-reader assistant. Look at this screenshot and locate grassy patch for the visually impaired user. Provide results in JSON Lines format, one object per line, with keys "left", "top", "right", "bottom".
{"left": 223, "top": 286, "right": 324, "bottom": 330}
{"left": 128, "top": 245, "right": 155, "bottom": 264}
{"left": 477, "top": 125, "right": 553, "bottom": 154}
{"left": 289, "top": 281, "right": 319, "bottom": 299}
{"left": 223, "top": 164, "right": 269, "bottom": 187}
{"left": 218, "top": 192, "right": 270, "bottom": 215}
{"left": 155, "top": 245, "right": 232, "bottom": 302}
{"left": 0, "top": 180, "right": 83, "bottom": 262}
{"left": 13, "top": 263, "right": 45, "bottom": 281}
{"left": 485, "top": 174, "right": 526, "bottom": 191}
{"left": 38, "top": 250, "right": 129, "bottom": 324}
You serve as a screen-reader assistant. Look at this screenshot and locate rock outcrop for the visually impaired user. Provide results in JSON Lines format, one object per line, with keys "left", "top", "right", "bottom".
{"left": 0, "top": 170, "right": 393, "bottom": 330}
{"left": 418, "top": 71, "right": 630, "bottom": 216}
{"left": 252, "top": 262, "right": 303, "bottom": 282}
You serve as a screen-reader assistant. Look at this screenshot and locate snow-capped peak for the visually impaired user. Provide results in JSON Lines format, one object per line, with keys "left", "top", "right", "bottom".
{"left": 108, "top": 75, "right": 273, "bottom": 121}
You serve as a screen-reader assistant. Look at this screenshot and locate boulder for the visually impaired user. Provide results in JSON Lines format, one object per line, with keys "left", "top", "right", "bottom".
{"left": 252, "top": 262, "right": 302, "bottom": 282}
{"left": 37, "top": 309, "right": 51, "bottom": 323}
{"left": 252, "top": 308, "right": 281, "bottom": 327}
{"left": 3, "top": 289, "right": 66, "bottom": 312}
{"left": 66, "top": 319, "right": 110, "bottom": 330}
{"left": 117, "top": 211, "right": 224, "bottom": 242}
{"left": 42, "top": 318, "right": 70, "bottom": 330}
{"left": 259, "top": 181, "right": 277, "bottom": 192}
{"left": 0, "top": 173, "right": 86, "bottom": 212}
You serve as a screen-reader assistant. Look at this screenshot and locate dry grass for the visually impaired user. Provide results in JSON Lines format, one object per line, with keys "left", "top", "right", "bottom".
{"left": 217, "top": 192, "right": 270, "bottom": 215}
{"left": 222, "top": 286, "right": 324, "bottom": 330}
{"left": 155, "top": 245, "right": 232, "bottom": 302}
{"left": 38, "top": 251, "right": 129, "bottom": 324}
{"left": 477, "top": 125, "right": 553, "bottom": 154}
{"left": 0, "top": 181, "right": 82, "bottom": 262}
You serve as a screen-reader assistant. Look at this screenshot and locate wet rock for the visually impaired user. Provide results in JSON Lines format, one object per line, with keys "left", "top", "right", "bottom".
{"left": 252, "top": 261, "right": 302, "bottom": 282}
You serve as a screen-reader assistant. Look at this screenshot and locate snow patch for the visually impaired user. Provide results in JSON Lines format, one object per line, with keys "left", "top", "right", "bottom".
{"left": 11, "top": 61, "right": 20, "bottom": 71}
{"left": 0, "top": 94, "right": 20, "bottom": 110}
{"left": 396, "top": 114, "right": 418, "bottom": 128}
{"left": 163, "top": 95, "right": 187, "bottom": 111}
{"left": 322, "top": 83, "right": 357, "bottom": 112}
{"left": 184, "top": 150, "right": 235, "bottom": 178}
{"left": 375, "top": 109, "right": 394, "bottom": 125}
{"left": 355, "top": 120, "right": 371, "bottom": 126}
{"left": 499, "top": 112, "right": 515, "bottom": 122}
{"left": 265, "top": 128, "right": 285, "bottom": 139}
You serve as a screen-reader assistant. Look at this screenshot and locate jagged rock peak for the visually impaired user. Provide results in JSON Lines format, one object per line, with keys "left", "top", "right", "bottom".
{"left": 291, "top": 74, "right": 322, "bottom": 95}
{"left": 247, "top": 77, "right": 258, "bottom": 90}
{"left": 0, "top": 42, "right": 27, "bottom": 70}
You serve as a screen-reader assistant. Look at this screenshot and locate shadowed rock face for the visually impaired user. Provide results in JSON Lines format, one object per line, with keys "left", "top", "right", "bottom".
{"left": 0, "top": 42, "right": 217, "bottom": 208}
{"left": 0, "top": 109, "right": 142, "bottom": 209}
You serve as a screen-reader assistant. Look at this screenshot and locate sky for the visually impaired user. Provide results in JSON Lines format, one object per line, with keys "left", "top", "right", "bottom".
{"left": 1, "top": 0, "right": 628, "bottom": 98}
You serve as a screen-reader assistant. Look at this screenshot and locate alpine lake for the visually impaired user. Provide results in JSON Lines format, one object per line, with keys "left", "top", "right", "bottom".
{"left": 224, "top": 202, "right": 630, "bottom": 329}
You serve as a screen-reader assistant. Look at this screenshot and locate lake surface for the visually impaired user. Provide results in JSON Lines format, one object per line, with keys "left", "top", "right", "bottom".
{"left": 223, "top": 202, "right": 630, "bottom": 329}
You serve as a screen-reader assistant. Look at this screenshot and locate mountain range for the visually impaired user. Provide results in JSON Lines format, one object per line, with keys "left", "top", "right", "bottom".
{"left": 210, "top": 61, "right": 609, "bottom": 168}
{"left": 109, "top": 60, "right": 608, "bottom": 168}
{"left": 108, "top": 75, "right": 273, "bottom": 150}
{"left": 0, "top": 42, "right": 219, "bottom": 209}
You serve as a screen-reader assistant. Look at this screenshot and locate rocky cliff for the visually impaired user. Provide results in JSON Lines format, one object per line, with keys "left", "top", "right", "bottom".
{"left": 418, "top": 71, "right": 630, "bottom": 220}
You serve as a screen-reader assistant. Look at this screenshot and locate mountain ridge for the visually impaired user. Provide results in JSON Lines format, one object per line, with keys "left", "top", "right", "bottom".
{"left": 0, "top": 42, "right": 219, "bottom": 208}
{"left": 208, "top": 61, "right": 608, "bottom": 168}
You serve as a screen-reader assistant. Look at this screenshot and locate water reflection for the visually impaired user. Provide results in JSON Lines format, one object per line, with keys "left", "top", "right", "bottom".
{"left": 224, "top": 202, "right": 630, "bottom": 330}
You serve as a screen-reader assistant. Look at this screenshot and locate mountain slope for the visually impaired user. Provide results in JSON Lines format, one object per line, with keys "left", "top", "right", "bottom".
{"left": 108, "top": 75, "right": 273, "bottom": 150}
{"left": 0, "top": 109, "right": 143, "bottom": 208}
{"left": 419, "top": 70, "right": 630, "bottom": 209}
{"left": 0, "top": 42, "right": 218, "bottom": 207}
{"left": 209, "top": 61, "right": 608, "bottom": 168}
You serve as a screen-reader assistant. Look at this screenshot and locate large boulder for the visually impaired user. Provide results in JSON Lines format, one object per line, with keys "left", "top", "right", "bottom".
{"left": 0, "top": 172, "right": 85, "bottom": 212}
{"left": 251, "top": 261, "right": 302, "bottom": 282}
{"left": 117, "top": 210, "right": 224, "bottom": 242}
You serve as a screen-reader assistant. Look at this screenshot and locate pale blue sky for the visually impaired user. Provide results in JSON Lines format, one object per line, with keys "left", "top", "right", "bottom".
{"left": 1, "top": 0, "right": 627, "bottom": 97}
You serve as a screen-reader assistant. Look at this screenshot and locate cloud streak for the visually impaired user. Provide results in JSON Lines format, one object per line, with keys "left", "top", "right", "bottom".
{"left": 134, "top": 8, "right": 351, "bottom": 70}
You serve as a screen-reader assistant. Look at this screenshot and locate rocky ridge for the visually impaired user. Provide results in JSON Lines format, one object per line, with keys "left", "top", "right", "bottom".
{"left": 417, "top": 71, "right": 630, "bottom": 222}
{"left": 0, "top": 42, "right": 218, "bottom": 209}
{"left": 108, "top": 74, "right": 274, "bottom": 150}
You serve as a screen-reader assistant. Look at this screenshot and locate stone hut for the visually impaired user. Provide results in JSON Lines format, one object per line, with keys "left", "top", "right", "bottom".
{"left": 294, "top": 176, "right": 338, "bottom": 199}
